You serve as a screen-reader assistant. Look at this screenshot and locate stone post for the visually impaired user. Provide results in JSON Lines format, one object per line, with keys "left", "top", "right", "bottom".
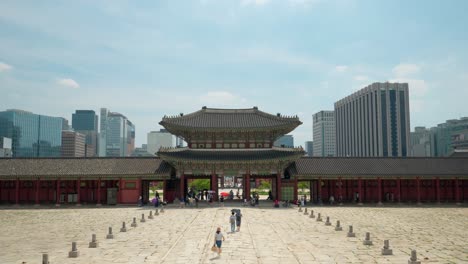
{"left": 131, "top": 217, "right": 137, "bottom": 227}
{"left": 155, "top": 209, "right": 159, "bottom": 215}
{"left": 89, "top": 234, "right": 98, "bottom": 248}
{"left": 106, "top": 227, "right": 114, "bottom": 239}
{"left": 68, "top": 242, "right": 79, "bottom": 258}
{"left": 42, "top": 253, "right": 49, "bottom": 264}
{"left": 298, "top": 205, "right": 302, "bottom": 212}
{"left": 325, "top": 216, "right": 331, "bottom": 226}
{"left": 381, "top": 240, "right": 393, "bottom": 255}
{"left": 309, "top": 210, "right": 315, "bottom": 218}
{"left": 347, "top": 225, "right": 355, "bottom": 237}
{"left": 408, "top": 250, "right": 421, "bottom": 264}
{"left": 363, "top": 232, "right": 373, "bottom": 245}
{"left": 149, "top": 210, "right": 154, "bottom": 219}
{"left": 316, "top": 213, "right": 322, "bottom": 222}
{"left": 120, "top": 222, "right": 127, "bottom": 232}
{"left": 335, "top": 220, "right": 342, "bottom": 231}
{"left": 303, "top": 207, "right": 308, "bottom": 215}
{"left": 140, "top": 213, "right": 146, "bottom": 223}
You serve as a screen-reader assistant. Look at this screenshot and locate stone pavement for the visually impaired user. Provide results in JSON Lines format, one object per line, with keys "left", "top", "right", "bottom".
{"left": 0, "top": 205, "right": 467, "bottom": 263}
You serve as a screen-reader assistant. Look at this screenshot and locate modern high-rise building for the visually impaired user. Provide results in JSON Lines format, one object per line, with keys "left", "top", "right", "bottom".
{"left": 61, "top": 131, "right": 86, "bottom": 157}
{"left": 0, "top": 109, "right": 62, "bottom": 157}
{"left": 72, "top": 110, "right": 98, "bottom": 156}
{"left": 60, "top": 117, "right": 71, "bottom": 131}
{"left": 99, "top": 108, "right": 135, "bottom": 157}
{"left": 410, "top": 127, "right": 434, "bottom": 157}
{"left": 273, "top": 135, "right": 294, "bottom": 148}
{"left": 147, "top": 129, "right": 175, "bottom": 155}
{"left": 0, "top": 137, "right": 12, "bottom": 157}
{"left": 304, "top": 141, "right": 313, "bottom": 157}
{"left": 432, "top": 117, "right": 468, "bottom": 156}
{"left": 313, "top": 111, "right": 335, "bottom": 157}
{"left": 334, "top": 82, "right": 410, "bottom": 157}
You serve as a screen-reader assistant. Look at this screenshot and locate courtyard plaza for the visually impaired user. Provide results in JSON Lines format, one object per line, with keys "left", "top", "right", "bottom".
{"left": 0, "top": 203, "right": 467, "bottom": 264}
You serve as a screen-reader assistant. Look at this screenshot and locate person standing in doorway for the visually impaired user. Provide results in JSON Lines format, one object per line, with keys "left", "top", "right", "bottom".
{"left": 214, "top": 227, "right": 225, "bottom": 256}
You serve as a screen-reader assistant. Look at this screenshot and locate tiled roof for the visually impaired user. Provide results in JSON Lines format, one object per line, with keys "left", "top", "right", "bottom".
{"left": 289, "top": 157, "right": 468, "bottom": 178}
{"left": 160, "top": 107, "right": 302, "bottom": 129}
{"left": 0, "top": 157, "right": 172, "bottom": 179}
{"left": 158, "top": 147, "right": 305, "bottom": 162}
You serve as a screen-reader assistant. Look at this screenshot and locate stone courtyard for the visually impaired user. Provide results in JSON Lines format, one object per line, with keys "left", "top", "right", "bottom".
{"left": 0, "top": 204, "right": 467, "bottom": 264}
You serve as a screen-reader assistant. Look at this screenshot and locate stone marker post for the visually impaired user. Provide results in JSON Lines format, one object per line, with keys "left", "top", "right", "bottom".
{"left": 131, "top": 217, "right": 137, "bottom": 227}
{"left": 335, "top": 220, "right": 342, "bottom": 231}
{"left": 89, "top": 234, "right": 98, "bottom": 248}
{"left": 303, "top": 208, "right": 308, "bottom": 215}
{"left": 408, "top": 250, "right": 421, "bottom": 264}
{"left": 316, "top": 213, "right": 322, "bottom": 221}
{"left": 120, "top": 222, "right": 127, "bottom": 232}
{"left": 106, "top": 227, "right": 114, "bottom": 239}
{"left": 363, "top": 232, "right": 373, "bottom": 245}
{"left": 42, "top": 253, "right": 49, "bottom": 264}
{"left": 347, "top": 225, "right": 355, "bottom": 237}
{"left": 155, "top": 209, "right": 159, "bottom": 215}
{"left": 298, "top": 205, "right": 302, "bottom": 212}
{"left": 310, "top": 210, "right": 315, "bottom": 218}
{"left": 141, "top": 213, "right": 146, "bottom": 223}
{"left": 381, "top": 240, "right": 393, "bottom": 255}
{"left": 325, "top": 216, "right": 331, "bottom": 226}
{"left": 68, "top": 242, "right": 79, "bottom": 258}
{"left": 149, "top": 210, "right": 154, "bottom": 219}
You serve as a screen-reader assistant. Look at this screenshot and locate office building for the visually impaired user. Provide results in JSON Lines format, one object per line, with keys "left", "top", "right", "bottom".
{"left": 99, "top": 108, "right": 135, "bottom": 157}
{"left": 0, "top": 109, "right": 62, "bottom": 157}
{"left": 147, "top": 129, "right": 175, "bottom": 155}
{"left": 432, "top": 117, "right": 468, "bottom": 156}
{"left": 410, "top": 127, "right": 434, "bottom": 157}
{"left": 72, "top": 110, "right": 98, "bottom": 156}
{"left": 305, "top": 141, "right": 313, "bottom": 156}
{"left": 61, "top": 131, "right": 86, "bottom": 157}
{"left": 334, "top": 82, "right": 410, "bottom": 157}
{"left": 274, "top": 135, "right": 294, "bottom": 148}
{"left": 313, "top": 111, "right": 335, "bottom": 157}
{"left": 0, "top": 137, "right": 12, "bottom": 157}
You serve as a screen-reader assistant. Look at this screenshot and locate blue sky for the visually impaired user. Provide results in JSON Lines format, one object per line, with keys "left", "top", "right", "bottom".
{"left": 1, "top": 0, "right": 468, "bottom": 147}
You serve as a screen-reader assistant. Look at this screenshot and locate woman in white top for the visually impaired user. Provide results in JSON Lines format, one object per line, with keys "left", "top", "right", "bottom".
{"left": 214, "top": 227, "right": 225, "bottom": 256}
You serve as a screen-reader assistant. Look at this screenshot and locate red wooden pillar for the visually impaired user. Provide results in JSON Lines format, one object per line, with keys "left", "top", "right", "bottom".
{"left": 76, "top": 179, "right": 81, "bottom": 206}
{"left": 318, "top": 177, "right": 322, "bottom": 204}
{"left": 180, "top": 174, "right": 185, "bottom": 200}
{"left": 338, "top": 177, "right": 343, "bottom": 205}
{"left": 245, "top": 172, "right": 251, "bottom": 200}
{"left": 293, "top": 175, "right": 298, "bottom": 202}
{"left": 15, "top": 178, "right": 20, "bottom": 206}
{"left": 358, "top": 177, "right": 363, "bottom": 204}
{"left": 455, "top": 178, "right": 461, "bottom": 205}
{"left": 35, "top": 178, "right": 40, "bottom": 206}
{"left": 55, "top": 179, "right": 61, "bottom": 206}
{"left": 436, "top": 177, "right": 441, "bottom": 204}
{"left": 416, "top": 177, "right": 421, "bottom": 205}
{"left": 277, "top": 172, "right": 282, "bottom": 201}
{"left": 396, "top": 177, "right": 401, "bottom": 203}
{"left": 163, "top": 180, "right": 167, "bottom": 202}
{"left": 118, "top": 178, "right": 123, "bottom": 204}
{"left": 377, "top": 177, "right": 382, "bottom": 205}
{"left": 97, "top": 178, "right": 102, "bottom": 206}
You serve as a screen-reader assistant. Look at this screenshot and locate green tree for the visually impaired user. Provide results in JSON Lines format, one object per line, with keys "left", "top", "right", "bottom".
{"left": 298, "top": 181, "right": 310, "bottom": 194}
{"left": 189, "top": 179, "right": 210, "bottom": 191}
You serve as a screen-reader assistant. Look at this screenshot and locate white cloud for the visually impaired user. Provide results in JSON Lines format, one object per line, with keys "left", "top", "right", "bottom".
{"left": 241, "top": 0, "right": 270, "bottom": 6}
{"left": 0, "top": 62, "right": 13, "bottom": 72}
{"left": 57, "top": 78, "right": 80, "bottom": 89}
{"left": 353, "top": 75, "right": 369, "bottom": 82}
{"left": 334, "top": 65, "right": 348, "bottom": 72}
{"left": 198, "top": 91, "right": 247, "bottom": 107}
{"left": 392, "top": 63, "right": 420, "bottom": 77}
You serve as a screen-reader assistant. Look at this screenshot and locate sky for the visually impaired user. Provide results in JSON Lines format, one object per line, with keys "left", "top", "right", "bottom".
{"left": 1, "top": 0, "right": 468, "bottom": 147}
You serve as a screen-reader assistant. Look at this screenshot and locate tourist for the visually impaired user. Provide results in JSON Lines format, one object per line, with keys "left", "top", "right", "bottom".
{"left": 220, "top": 195, "right": 224, "bottom": 207}
{"left": 274, "top": 199, "right": 279, "bottom": 208}
{"left": 229, "top": 212, "right": 236, "bottom": 232}
{"left": 138, "top": 196, "right": 143, "bottom": 207}
{"left": 154, "top": 196, "right": 159, "bottom": 207}
{"left": 236, "top": 211, "right": 242, "bottom": 231}
{"left": 155, "top": 191, "right": 160, "bottom": 199}
{"left": 229, "top": 190, "right": 234, "bottom": 200}
{"left": 214, "top": 227, "right": 225, "bottom": 256}
{"left": 329, "top": 195, "right": 335, "bottom": 205}
{"left": 236, "top": 190, "right": 240, "bottom": 199}
{"left": 267, "top": 190, "right": 273, "bottom": 200}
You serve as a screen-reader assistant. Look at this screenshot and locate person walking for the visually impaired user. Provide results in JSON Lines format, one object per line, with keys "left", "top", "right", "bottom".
{"left": 229, "top": 212, "right": 236, "bottom": 233}
{"left": 236, "top": 211, "right": 242, "bottom": 232}
{"left": 214, "top": 227, "right": 225, "bottom": 256}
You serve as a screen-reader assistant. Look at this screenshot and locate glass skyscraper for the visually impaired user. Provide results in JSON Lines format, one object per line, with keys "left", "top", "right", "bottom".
{"left": 72, "top": 110, "right": 98, "bottom": 156}
{"left": 0, "top": 109, "right": 62, "bottom": 157}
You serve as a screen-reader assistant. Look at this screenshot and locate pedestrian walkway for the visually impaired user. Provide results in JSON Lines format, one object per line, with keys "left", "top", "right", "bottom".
{"left": 0, "top": 205, "right": 466, "bottom": 263}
